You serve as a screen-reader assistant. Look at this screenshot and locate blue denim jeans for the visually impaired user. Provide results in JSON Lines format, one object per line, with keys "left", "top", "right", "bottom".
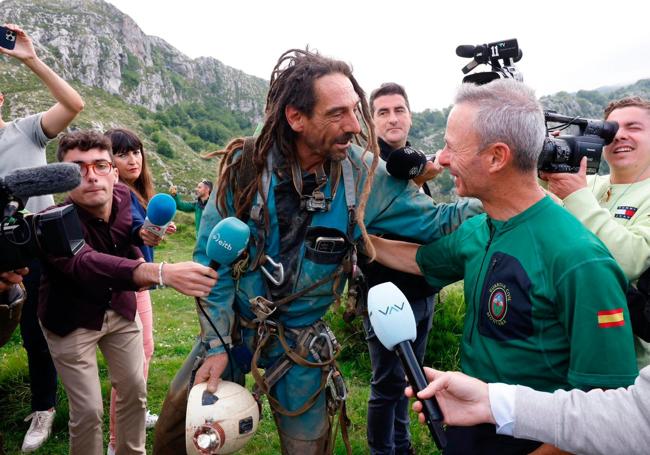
{"left": 364, "top": 295, "right": 435, "bottom": 455}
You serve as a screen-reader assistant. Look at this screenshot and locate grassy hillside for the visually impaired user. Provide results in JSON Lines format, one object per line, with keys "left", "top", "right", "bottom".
{"left": 0, "top": 61, "right": 241, "bottom": 198}
{"left": 0, "top": 225, "right": 465, "bottom": 454}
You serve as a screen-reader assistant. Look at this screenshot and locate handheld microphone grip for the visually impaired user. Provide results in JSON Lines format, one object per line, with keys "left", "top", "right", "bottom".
{"left": 367, "top": 282, "right": 447, "bottom": 449}
{"left": 143, "top": 193, "right": 176, "bottom": 238}
{"left": 396, "top": 340, "right": 446, "bottom": 449}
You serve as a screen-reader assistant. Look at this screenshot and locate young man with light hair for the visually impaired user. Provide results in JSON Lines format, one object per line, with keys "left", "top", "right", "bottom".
{"left": 543, "top": 96, "right": 650, "bottom": 368}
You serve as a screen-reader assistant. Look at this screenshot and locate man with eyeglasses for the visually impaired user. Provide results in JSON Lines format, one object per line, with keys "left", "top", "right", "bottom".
{"left": 37, "top": 130, "right": 218, "bottom": 455}
{"left": 168, "top": 179, "right": 213, "bottom": 233}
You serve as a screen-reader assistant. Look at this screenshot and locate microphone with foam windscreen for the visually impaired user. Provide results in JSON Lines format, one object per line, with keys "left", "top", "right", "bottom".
{"left": 386, "top": 145, "right": 429, "bottom": 180}
{"left": 368, "top": 282, "right": 447, "bottom": 449}
{"left": 143, "top": 193, "right": 177, "bottom": 238}
{"left": 456, "top": 44, "right": 476, "bottom": 58}
{"left": 205, "top": 217, "right": 250, "bottom": 270}
{"left": 1, "top": 163, "right": 81, "bottom": 201}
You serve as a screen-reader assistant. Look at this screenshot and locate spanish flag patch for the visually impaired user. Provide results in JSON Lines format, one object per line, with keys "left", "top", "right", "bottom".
{"left": 598, "top": 308, "right": 625, "bottom": 328}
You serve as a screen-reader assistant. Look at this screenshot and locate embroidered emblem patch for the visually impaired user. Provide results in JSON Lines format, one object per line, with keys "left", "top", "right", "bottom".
{"left": 487, "top": 283, "right": 510, "bottom": 326}
{"left": 614, "top": 206, "right": 638, "bottom": 220}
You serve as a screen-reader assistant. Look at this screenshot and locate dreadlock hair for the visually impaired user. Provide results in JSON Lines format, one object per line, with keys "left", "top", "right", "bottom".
{"left": 216, "top": 48, "right": 380, "bottom": 257}
{"left": 104, "top": 128, "right": 155, "bottom": 208}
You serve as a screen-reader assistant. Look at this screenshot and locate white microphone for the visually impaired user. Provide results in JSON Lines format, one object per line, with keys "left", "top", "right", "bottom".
{"left": 368, "top": 282, "right": 447, "bottom": 449}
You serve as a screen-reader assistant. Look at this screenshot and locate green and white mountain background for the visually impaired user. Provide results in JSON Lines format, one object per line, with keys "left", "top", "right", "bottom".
{"left": 2, "top": 0, "right": 650, "bottom": 198}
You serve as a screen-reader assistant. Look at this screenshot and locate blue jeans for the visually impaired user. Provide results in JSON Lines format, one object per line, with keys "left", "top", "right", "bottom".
{"left": 364, "top": 295, "right": 435, "bottom": 455}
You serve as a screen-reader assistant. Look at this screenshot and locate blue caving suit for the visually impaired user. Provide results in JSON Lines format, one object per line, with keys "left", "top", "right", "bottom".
{"left": 153, "top": 142, "right": 481, "bottom": 453}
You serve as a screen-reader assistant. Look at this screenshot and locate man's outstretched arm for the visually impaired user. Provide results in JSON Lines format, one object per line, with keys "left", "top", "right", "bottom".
{"left": 369, "top": 234, "right": 422, "bottom": 275}
{"left": 407, "top": 367, "right": 650, "bottom": 455}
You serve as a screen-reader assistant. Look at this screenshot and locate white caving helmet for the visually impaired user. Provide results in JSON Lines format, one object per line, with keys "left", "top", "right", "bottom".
{"left": 185, "top": 381, "right": 260, "bottom": 454}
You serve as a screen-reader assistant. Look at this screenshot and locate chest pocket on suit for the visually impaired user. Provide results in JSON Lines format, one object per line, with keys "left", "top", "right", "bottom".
{"left": 293, "top": 227, "right": 349, "bottom": 296}
{"left": 478, "top": 252, "right": 534, "bottom": 341}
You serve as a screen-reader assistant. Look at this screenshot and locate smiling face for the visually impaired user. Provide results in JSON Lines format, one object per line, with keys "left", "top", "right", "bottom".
{"left": 372, "top": 93, "right": 412, "bottom": 150}
{"left": 437, "top": 103, "right": 488, "bottom": 198}
{"left": 64, "top": 147, "right": 118, "bottom": 218}
{"left": 604, "top": 106, "right": 650, "bottom": 183}
{"left": 288, "top": 73, "right": 361, "bottom": 168}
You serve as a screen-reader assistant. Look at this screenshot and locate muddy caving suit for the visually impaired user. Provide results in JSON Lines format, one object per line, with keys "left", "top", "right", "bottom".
{"left": 153, "top": 142, "right": 482, "bottom": 454}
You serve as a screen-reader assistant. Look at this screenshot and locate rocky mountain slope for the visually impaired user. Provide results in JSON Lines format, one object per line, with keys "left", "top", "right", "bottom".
{"left": 2, "top": 0, "right": 649, "bottom": 197}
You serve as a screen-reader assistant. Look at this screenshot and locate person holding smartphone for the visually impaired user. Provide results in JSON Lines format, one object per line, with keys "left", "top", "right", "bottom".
{"left": 0, "top": 23, "right": 84, "bottom": 453}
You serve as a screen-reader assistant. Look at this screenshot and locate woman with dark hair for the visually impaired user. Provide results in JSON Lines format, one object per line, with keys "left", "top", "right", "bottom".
{"left": 104, "top": 128, "right": 173, "bottom": 454}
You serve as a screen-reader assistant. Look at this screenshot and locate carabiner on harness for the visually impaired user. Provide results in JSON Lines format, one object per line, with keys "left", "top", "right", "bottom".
{"left": 260, "top": 255, "right": 285, "bottom": 286}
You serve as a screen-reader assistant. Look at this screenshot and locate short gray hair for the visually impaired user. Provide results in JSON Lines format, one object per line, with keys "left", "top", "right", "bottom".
{"left": 454, "top": 79, "right": 545, "bottom": 172}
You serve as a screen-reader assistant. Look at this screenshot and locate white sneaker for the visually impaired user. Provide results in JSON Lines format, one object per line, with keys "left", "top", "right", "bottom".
{"left": 21, "top": 408, "right": 56, "bottom": 453}
{"left": 145, "top": 410, "right": 158, "bottom": 429}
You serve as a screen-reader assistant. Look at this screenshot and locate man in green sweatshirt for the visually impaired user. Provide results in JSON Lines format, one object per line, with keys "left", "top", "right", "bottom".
{"left": 543, "top": 96, "right": 650, "bottom": 368}
{"left": 169, "top": 179, "right": 212, "bottom": 233}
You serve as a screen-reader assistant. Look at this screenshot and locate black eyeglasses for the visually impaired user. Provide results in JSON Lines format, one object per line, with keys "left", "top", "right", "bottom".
{"left": 75, "top": 160, "right": 114, "bottom": 177}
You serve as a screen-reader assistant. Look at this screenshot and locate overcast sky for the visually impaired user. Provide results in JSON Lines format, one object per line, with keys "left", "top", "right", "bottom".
{"left": 106, "top": 0, "right": 650, "bottom": 112}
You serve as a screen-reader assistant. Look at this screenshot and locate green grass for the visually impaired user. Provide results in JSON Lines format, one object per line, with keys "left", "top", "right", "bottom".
{"left": 0, "top": 223, "right": 465, "bottom": 454}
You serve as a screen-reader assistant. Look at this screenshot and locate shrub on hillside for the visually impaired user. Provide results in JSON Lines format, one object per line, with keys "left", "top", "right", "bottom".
{"left": 156, "top": 139, "right": 174, "bottom": 158}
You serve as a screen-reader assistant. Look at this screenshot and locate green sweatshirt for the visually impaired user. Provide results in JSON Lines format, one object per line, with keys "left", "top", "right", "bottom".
{"left": 416, "top": 196, "right": 638, "bottom": 392}
{"left": 562, "top": 175, "right": 650, "bottom": 281}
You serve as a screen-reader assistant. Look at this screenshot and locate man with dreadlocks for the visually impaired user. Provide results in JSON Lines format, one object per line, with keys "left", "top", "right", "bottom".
{"left": 154, "top": 49, "right": 481, "bottom": 454}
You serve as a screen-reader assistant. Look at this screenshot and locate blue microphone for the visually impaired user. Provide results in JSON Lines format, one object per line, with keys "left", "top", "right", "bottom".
{"left": 368, "top": 282, "right": 447, "bottom": 449}
{"left": 143, "top": 193, "right": 177, "bottom": 238}
{"left": 205, "top": 217, "right": 250, "bottom": 270}
{"left": 200, "top": 217, "right": 252, "bottom": 381}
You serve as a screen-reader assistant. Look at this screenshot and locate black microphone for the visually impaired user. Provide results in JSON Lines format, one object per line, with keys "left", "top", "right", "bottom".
{"left": 456, "top": 44, "right": 476, "bottom": 58}
{"left": 368, "top": 282, "right": 447, "bottom": 449}
{"left": 1, "top": 163, "right": 81, "bottom": 200}
{"left": 385, "top": 145, "right": 428, "bottom": 180}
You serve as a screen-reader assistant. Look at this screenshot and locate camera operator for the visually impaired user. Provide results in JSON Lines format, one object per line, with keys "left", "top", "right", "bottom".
{"left": 0, "top": 23, "right": 84, "bottom": 453}
{"left": 361, "top": 82, "right": 444, "bottom": 455}
{"left": 37, "top": 131, "right": 216, "bottom": 455}
{"left": 541, "top": 97, "right": 650, "bottom": 368}
{"left": 370, "top": 79, "right": 638, "bottom": 455}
